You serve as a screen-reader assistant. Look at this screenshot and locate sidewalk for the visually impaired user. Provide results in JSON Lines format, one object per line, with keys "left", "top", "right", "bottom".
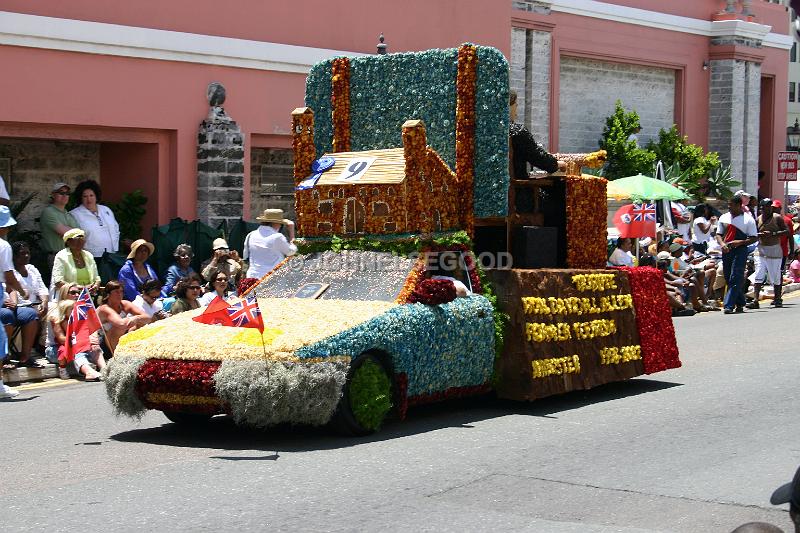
{"left": 2, "top": 361, "right": 58, "bottom": 384}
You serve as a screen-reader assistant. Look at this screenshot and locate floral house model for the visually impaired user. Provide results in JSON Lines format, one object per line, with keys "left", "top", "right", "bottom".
{"left": 103, "top": 45, "right": 680, "bottom": 436}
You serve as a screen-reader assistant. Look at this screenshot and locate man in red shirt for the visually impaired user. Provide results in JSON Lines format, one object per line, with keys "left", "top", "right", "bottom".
{"left": 772, "top": 199, "right": 795, "bottom": 274}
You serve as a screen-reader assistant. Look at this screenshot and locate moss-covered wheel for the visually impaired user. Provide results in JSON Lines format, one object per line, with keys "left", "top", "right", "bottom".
{"left": 163, "top": 411, "right": 213, "bottom": 426}
{"left": 331, "top": 353, "right": 393, "bottom": 436}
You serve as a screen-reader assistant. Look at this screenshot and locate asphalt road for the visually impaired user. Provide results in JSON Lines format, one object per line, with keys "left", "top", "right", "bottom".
{"left": 1, "top": 300, "right": 799, "bottom": 532}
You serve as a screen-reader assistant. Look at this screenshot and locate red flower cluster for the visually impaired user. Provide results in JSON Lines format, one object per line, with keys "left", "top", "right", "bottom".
{"left": 615, "top": 266, "right": 681, "bottom": 374}
{"left": 331, "top": 57, "right": 351, "bottom": 153}
{"left": 238, "top": 277, "right": 260, "bottom": 296}
{"left": 455, "top": 43, "right": 477, "bottom": 237}
{"left": 565, "top": 176, "right": 609, "bottom": 269}
{"left": 407, "top": 279, "right": 457, "bottom": 306}
{"left": 424, "top": 243, "right": 482, "bottom": 294}
{"left": 135, "top": 359, "right": 222, "bottom": 414}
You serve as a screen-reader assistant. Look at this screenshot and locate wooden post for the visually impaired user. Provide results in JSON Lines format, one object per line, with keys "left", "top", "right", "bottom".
{"left": 402, "top": 119, "right": 429, "bottom": 233}
{"left": 291, "top": 107, "right": 315, "bottom": 187}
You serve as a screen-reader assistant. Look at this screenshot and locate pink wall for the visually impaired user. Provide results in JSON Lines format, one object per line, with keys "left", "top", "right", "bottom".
{"left": 514, "top": 9, "right": 711, "bottom": 149}
{"left": 0, "top": 0, "right": 510, "bottom": 55}
{"left": 0, "top": 1, "right": 509, "bottom": 225}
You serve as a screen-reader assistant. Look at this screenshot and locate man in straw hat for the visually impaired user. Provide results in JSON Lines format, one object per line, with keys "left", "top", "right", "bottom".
{"left": 0, "top": 206, "right": 29, "bottom": 398}
{"left": 243, "top": 209, "right": 296, "bottom": 279}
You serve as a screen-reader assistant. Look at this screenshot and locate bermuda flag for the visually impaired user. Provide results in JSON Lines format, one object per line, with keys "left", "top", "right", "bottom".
{"left": 225, "top": 295, "right": 264, "bottom": 332}
{"left": 62, "top": 288, "right": 102, "bottom": 364}
{"left": 613, "top": 202, "right": 657, "bottom": 238}
{"left": 192, "top": 296, "right": 234, "bottom": 327}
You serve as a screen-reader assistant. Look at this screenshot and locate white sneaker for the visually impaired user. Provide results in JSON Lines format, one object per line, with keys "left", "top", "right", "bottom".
{"left": 0, "top": 384, "right": 20, "bottom": 399}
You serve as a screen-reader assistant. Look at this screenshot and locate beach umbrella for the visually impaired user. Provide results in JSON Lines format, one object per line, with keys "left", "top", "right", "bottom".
{"left": 606, "top": 173, "right": 689, "bottom": 202}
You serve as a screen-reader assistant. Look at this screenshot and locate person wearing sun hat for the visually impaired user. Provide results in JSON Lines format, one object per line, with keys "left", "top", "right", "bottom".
{"left": 40, "top": 182, "right": 79, "bottom": 269}
{"left": 201, "top": 237, "right": 243, "bottom": 293}
{"left": 117, "top": 238, "right": 159, "bottom": 301}
{"left": 0, "top": 206, "right": 30, "bottom": 398}
{"left": 243, "top": 208, "right": 297, "bottom": 279}
{"left": 50, "top": 227, "right": 100, "bottom": 298}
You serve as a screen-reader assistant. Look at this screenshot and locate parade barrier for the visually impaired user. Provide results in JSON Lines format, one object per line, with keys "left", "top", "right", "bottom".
{"left": 104, "top": 45, "right": 680, "bottom": 435}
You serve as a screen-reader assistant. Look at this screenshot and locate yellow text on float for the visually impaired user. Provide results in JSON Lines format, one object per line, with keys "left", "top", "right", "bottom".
{"left": 522, "top": 295, "right": 634, "bottom": 316}
{"left": 571, "top": 319, "right": 617, "bottom": 340}
{"left": 571, "top": 273, "right": 617, "bottom": 292}
{"left": 525, "top": 322, "right": 572, "bottom": 342}
{"left": 532, "top": 355, "right": 581, "bottom": 378}
{"left": 599, "top": 345, "right": 642, "bottom": 365}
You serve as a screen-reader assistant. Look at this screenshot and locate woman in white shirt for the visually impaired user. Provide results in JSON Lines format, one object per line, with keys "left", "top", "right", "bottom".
{"left": 691, "top": 203, "right": 715, "bottom": 254}
{"left": 608, "top": 238, "right": 635, "bottom": 267}
{"left": 131, "top": 279, "right": 167, "bottom": 321}
{"left": 244, "top": 209, "right": 297, "bottom": 279}
{"left": 69, "top": 180, "right": 120, "bottom": 261}
{"left": 10, "top": 241, "right": 48, "bottom": 316}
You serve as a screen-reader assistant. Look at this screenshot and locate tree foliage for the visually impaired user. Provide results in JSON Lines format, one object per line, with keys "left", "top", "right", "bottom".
{"left": 599, "top": 102, "right": 723, "bottom": 199}
{"left": 598, "top": 101, "right": 656, "bottom": 180}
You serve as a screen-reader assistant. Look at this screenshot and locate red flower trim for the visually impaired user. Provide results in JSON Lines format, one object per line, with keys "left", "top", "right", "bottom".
{"left": 614, "top": 266, "right": 681, "bottom": 374}
{"left": 136, "top": 359, "right": 222, "bottom": 412}
{"left": 407, "top": 279, "right": 457, "bottom": 306}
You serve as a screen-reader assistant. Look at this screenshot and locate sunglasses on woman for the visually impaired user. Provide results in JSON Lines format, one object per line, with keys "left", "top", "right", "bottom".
{"left": 188, "top": 285, "right": 202, "bottom": 290}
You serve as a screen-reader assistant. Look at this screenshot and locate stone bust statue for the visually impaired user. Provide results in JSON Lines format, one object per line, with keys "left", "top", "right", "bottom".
{"left": 206, "top": 82, "right": 230, "bottom": 122}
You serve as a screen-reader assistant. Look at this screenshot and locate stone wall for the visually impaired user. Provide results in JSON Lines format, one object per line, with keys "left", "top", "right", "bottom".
{"left": 249, "top": 147, "right": 295, "bottom": 220}
{"left": 0, "top": 139, "right": 100, "bottom": 231}
{"left": 197, "top": 111, "right": 244, "bottom": 228}
{"left": 510, "top": 27, "right": 552, "bottom": 148}
{"left": 558, "top": 57, "right": 676, "bottom": 153}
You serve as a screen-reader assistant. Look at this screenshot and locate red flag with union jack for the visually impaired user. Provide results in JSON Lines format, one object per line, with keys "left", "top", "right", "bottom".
{"left": 225, "top": 295, "right": 264, "bottom": 332}
{"left": 62, "top": 288, "right": 102, "bottom": 365}
{"left": 613, "top": 202, "right": 656, "bottom": 238}
{"left": 192, "top": 296, "right": 235, "bottom": 326}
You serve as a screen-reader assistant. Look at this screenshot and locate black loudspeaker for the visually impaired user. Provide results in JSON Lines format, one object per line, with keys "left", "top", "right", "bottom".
{"left": 512, "top": 226, "right": 558, "bottom": 268}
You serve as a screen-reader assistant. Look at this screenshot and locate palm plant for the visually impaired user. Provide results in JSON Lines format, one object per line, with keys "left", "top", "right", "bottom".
{"left": 704, "top": 165, "right": 739, "bottom": 200}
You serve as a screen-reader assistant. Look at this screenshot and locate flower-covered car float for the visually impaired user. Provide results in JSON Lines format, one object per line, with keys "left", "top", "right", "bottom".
{"left": 104, "top": 45, "right": 680, "bottom": 435}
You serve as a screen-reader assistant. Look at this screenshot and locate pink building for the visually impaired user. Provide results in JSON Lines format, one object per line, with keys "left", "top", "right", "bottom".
{"left": 0, "top": 0, "right": 792, "bottom": 234}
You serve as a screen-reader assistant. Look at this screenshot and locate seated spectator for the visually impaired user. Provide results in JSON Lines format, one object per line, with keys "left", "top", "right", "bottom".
{"left": 131, "top": 279, "right": 169, "bottom": 321}
{"left": 118, "top": 239, "right": 159, "bottom": 301}
{"left": 201, "top": 238, "right": 243, "bottom": 294}
{"left": 199, "top": 270, "right": 234, "bottom": 307}
{"left": 161, "top": 243, "right": 195, "bottom": 297}
{"left": 44, "top": 283, "right": 81, "bottom": 363}
{"left": 51, "top": 228, "right": 100, "bottom": 297}
{"left": 47, "top": 297, "right": 104, "bottom": 381}
{"left": 1, "top": 290, "right": 43, "bottom": 368}
{"left": 789, "top": 249, "right": 800, "bottom": 283}
{"left": 671, "top": 240, "right": 717, "bottom": 310}
{"left": 10, "top": 241, "right": 48, "bottom": 348}
{"left": 169, "top": 274, "right": 204, "bottom": 315}
{"left": 657, "top": 251, "right": 696, "bottom": 316}
{"left": 96, "top": 280, "right": 150, "bottom": 354}
{"left": 608, "top": 237, "right": 635, "bottom": 267}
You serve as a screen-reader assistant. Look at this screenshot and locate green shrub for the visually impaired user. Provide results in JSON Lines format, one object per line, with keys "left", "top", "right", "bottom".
{"left": 108, "top": 189, "right": 147, "bottom": 241}
{"left": 598, "top": 101, "right": 656, "bottom": 180}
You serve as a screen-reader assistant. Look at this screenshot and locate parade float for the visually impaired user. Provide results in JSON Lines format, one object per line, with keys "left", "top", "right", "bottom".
{"left": 104, "top": 44, "right": 680, "bottom": 435}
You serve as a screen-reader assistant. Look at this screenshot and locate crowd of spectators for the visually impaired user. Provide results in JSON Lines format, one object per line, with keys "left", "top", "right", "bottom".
{"left": 609, "top": 191, "right": 800, "bottom": 317}
{"left": 0, "top": 177, "right": 298, "bottom": 397}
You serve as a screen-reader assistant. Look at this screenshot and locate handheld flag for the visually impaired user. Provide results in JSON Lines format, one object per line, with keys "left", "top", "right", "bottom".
{"left": 62, "top": 288, "right": 102, "bottom": 365}
{"left": 192, "top": 295, "right": 234, "bottom": 326}
{"left": 613, "top": 202, "right": 656, "bottom": 238}
{"left": 226, "top": 295, "right": 264, "bottom": 332}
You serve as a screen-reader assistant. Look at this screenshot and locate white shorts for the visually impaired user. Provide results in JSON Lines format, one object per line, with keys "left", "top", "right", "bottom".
{"left": 754, "top": 245, "right": 783, "bottom": 285}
